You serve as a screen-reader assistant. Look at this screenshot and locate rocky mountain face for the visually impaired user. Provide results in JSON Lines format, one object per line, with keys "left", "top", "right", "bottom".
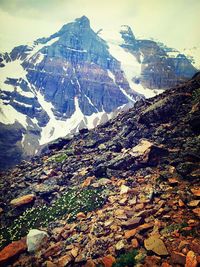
{"left": 0, "top": 73, "right": 199, "bottom": 266}
{"left": 0, "top": 16, "right": 198, "bottom": 170}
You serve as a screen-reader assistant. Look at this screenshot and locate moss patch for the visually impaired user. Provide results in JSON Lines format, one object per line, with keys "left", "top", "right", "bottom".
{"left": 0, "top": 188, "right": 106, "bottom": 249}
{"left": 161, "top": 222, "right": 188, "bottom": 235}
{"left": 113, "top": 250, "right": 138, "bottom": 267}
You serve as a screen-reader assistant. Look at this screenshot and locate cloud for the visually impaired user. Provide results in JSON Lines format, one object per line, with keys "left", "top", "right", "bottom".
{"left": 0, "top": 0, "right": 200, "bottom": 52}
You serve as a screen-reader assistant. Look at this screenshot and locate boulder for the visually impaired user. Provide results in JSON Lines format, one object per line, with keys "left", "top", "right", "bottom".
{"left": 129, "top": 139, "right": 168, "bottom": 166}
{"left": 10, "top": 194, "right": 35, "bottom": 207}
{"left": 27, "top": 229, "right": 48, "bottom": 253}
{"left": 0, "top": 238, "right": 27, "bottom": 265}
{"left": 144, "top": 234, "right": 168, "bottom": 256}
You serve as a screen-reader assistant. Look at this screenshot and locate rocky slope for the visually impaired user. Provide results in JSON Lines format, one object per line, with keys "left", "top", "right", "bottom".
{"left": 0, "top": 16, "right": 198, "bottom": 170}
{"left": 0, "top": 73, "right": 199, "bottom": 266}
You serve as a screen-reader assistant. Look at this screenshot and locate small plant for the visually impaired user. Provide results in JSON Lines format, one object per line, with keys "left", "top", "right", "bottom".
{"left": 113, "top": 250, "right": 138, "bottom": 267}
{"left": 192, "top": 88, "right": 200, "bottom": 104}
{"left": 161, "top": 222, "right": 188, "bottom": 235}
{"left": 0, "top": 188, "right": 106, "bottom": 249}
{"left": 54, "top": 153, "right": 67, "bottom": 163}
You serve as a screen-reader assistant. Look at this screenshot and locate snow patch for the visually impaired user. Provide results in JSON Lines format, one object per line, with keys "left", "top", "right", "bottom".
{"left": 26, "top": 37, "right": 59, "bottom": 60}
{"left": 0, "top": 59, "right": 27, "bottom": 91}
{"left": 0, "top": 99, "right": 28, "bottom": 127}
{"left": 66, "top": 47, "right": 87, "bottom": 53}
{"left": 98, "top": 29, "right": 124, "bottom": 45}
{"left": 107, "top": 70, "right": 115, "bottom": 82}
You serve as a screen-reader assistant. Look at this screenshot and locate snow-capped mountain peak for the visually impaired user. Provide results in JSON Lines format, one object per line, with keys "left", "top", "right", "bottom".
{"left": 0, "top": 16, "right": 198, "bottom": 170}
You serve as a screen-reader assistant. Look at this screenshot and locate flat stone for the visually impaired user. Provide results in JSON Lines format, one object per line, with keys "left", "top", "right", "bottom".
{"left": 0, "top": 238, "right": 27, "bottom": 265}
{"left": 71, "top": 247, "right": 79, "bottom": 258}
{"left": 131, "top": 238, "right": 139, "bottom": 248}
{"left": 179, "top": 199, "right": 185, "bottom": 207}
{"left": 144, "top": 234, "right": 168, "bottom": 256}
{"left": 168, "top": 178, "right": 179, "bottom": 185}
{"left": 188, "top": 200, "right": 200, "bottom": 207}
{"left": 45, "top": 261, "right": 57, "bottom": 267}
{"left": 84, "top": 260, "right": 96, "bottom": 267}
{"left": 191, "top": 189, "right": 200, "bottom": 197}
{"left": 43, "top": 242, "right": 62, "bottom": 258}
{"left": 161, "top": 262, "right": 172, "bottom": 267}
{"left": 192, "top": 208, "right": 200, "bottom": 217}
{"left": 76, "top": 212, "right": 86, "bottom": 219}
{"left": 57, "top": 254, "right": 73, "bottom": 267}
{"left": 104, "top": 219, "right": 114, "bottom": 227}
{"left": 130, "top": 140, "right": 153, "bottom": 157}
{"left": 122, "top": 217, "right": 142, "bottom": 228}
{"left": 81, "top": 177, "right": 94, "bottom": 188}
{"left": 124, "top": 229, "right": 137, "bottom": 239}
{"left": 120, "top": 185, "right": 131, "bottom": 194}
{"left": 115, "top": 240, "right": 125, "bottom": 250}
{"left": 92, "top": 178, "right": 111, "bottom": 187}
{"left": 137, "top": 223, "right": 154, "bottom": 232}
{"left": 171, "top": 251, "right": 186, "bottom": 265}
{"left": 10, "top": 194, "right": 35, "bottom": 207}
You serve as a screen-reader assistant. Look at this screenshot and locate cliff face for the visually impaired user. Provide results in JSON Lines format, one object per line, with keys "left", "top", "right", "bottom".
{"left": 0, "top": 73, "right": 199, "bottom": 266}
{"left": 0, "top": 16, "right": 198, "bottom": 170}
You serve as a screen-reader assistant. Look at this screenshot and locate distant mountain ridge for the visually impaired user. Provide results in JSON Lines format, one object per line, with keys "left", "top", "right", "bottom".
{"left": 0, "top": 16, "right": 198, "bottom": 170}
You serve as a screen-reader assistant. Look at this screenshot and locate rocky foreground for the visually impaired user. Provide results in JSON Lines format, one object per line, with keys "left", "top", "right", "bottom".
{"left": 0, "top": 73, "right": 200, "bottom": 266}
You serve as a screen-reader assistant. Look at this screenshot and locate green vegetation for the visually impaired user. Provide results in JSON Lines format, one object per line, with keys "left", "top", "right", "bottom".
{"left": 161, "top": 222, "right": 188, "bottom": 235}
{"left": 0, "top": 188, "right": 105, "bottom": 249}
{"left": 54, "top": 153, "right": 67, "bottom": 162}
{"left": 46, "top": 153, "right": 67, "bottom": 163}
{"left": 113, "top": 250, "right": 138, "bottom": 267}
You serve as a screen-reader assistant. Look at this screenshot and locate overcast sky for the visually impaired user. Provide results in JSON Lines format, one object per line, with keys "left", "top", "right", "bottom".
{"left": 0, "top": 0, "right": 200, "bottom": 53}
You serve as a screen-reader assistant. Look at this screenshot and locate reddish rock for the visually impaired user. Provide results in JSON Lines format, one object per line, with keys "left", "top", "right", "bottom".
{"left": 45, "top": 261, "right": 57, "bottom": 267}
{"left": 178, "top": 199, "right": 185, "bottom": 207}
{"left": 10, "top": 194, "right": 35, "bottom": 207}
{"left": 137, "top": 223, "right": 154, "bottom": 232}
{"left": 171, "top": 251, "right": 186, "bottom": 265}
{"left": 101, "top": 255, "right": 116, "bottom": 267}
{"left": 135, "top": 203, "right": 144, "bottom": 210}
{"left": 84, "top": 260, "right": 96, "bottom": 267}
{"left": 43, "top": 242, "right": 62, "bottom": 258}
{"left": 185, "top": 251, "right": 198, "bottom": 267}
{"left": 161, "top": 262, "right": 172, "bottom": 267}
{"left": 81, "top": 177, "right": 94, "bottom": 188}
{"left": 188, "top": 200, "right": 200, "bottom": 207}
{"left": 131, "top": 238, "right": 139, "bottom": 248}
{"left": 124, "top": 229, "right": 136, "bottom": 239}
{"left": 168, "top": 178, "right": 179, "bottom": 185}
{"left": 71, "top": 247, "right": 79, "bottom": 258}
{"left": 143, "top": 255, "right": 161, "bottom": 267}
{"left": 191, "top": 189, "right": 200, "bottom": 197}
{"left": 192, "top": 208, "right": 200, "bottom": 217}
{"left": 57, "top": 254, "right": 72, "bottom": 267}
{"left": 0, "top": 238, "right": 27, "bottom": 265}
{"left": 76, "top": 212, "right": 86, "bottom": 219}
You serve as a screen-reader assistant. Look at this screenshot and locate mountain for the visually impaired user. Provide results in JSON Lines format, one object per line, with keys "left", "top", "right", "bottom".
{"left": 0, "top": 73, "right": 199, "bottom": 266}
{"left": 0, "top": 16, "right": 198, "bottom": 170}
